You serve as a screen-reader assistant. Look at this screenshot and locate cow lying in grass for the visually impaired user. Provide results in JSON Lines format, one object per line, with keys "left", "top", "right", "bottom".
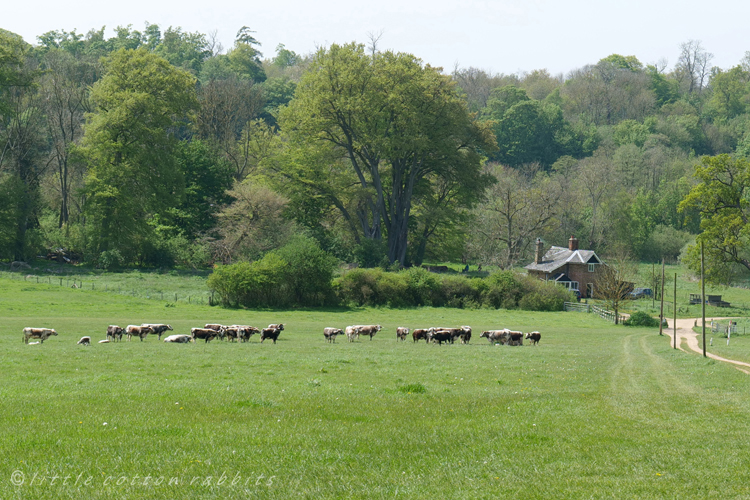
{"left": 164, "top": 334, "right": 193, "bottom": 343}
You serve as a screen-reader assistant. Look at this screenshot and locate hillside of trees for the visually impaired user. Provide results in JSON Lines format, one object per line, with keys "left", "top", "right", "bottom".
{"left": 2, "top": 24, "right": 750, "bottom": 283}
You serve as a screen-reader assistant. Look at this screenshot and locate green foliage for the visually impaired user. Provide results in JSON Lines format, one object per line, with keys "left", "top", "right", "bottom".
{"left": 208, "top": 236, "right": 336, "bottom": 307}
{"left": 517, "top": 275, "right": 573, "bottom": 311}
{"left": 623, "top": 311, "right": 660, "bottom": 327}
{"left": 78, "top": 48, "right": 198, "bottom": 262}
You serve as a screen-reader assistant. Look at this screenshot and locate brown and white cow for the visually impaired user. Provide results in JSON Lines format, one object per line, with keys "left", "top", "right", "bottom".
{"left": 353, "top": 324, "right": 381, "bottom": 340}
{"left": 396, "top": 327, "right": 410, "bottom": 341}
{"left": 324, "top": 327, "right": 344, "bottom": 343}
{"left": 23, "top": 327, "right": 57, "bottom": 344}
{"left": 77, "top": 336, "right": 91, "bottom": 346}
{"left": 191, "top": 328, "right": 219, "bottom": 343}
{"left": 237, "top": 326, "right": 260, "bottom": 342}
{"left": 459, "top": 326, "right": 472, "bottom": 344}
{"left": 480, "top": 329, "right": 511, "bottom": 344}
{"left": 260, "top": 325, "right": 283, "bottom": 344}
{"left": 106, "top": 325, "right": 124, "bottom": 342}
{"left": 126, "top": 325, "right": 153, "bottom": 342}
{"left": 525, "top": 331, "right": 541, "bottom": 345}
{"left": 345, "top": 326, "right": 360, "bottom": 342}
{"left": 142, "top": 323, "right": 173, "bottom": 340}
{"left": 412, "top": 328, "right": 433, "bottom": 343}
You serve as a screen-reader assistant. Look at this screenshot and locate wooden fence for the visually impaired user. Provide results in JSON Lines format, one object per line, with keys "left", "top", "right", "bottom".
{"left": 564, "top": 302, "right": 626, "bottom": 324}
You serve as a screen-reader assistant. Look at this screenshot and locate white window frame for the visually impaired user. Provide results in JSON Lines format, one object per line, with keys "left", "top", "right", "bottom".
{"left": 588, "top": 263, "right": 595, "bottom": 273}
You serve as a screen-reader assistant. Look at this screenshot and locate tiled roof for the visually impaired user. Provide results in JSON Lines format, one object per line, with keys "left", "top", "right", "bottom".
{"left": 524, "top": 246, "right": 601, "bottom": 273}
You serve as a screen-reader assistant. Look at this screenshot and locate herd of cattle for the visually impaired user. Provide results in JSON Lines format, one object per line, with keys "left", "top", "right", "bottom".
{"left": 22, "top": 324, "right": 541, "bottom": 346}
{"left": 324, "top": 325, "right": 540, "bottom": 346}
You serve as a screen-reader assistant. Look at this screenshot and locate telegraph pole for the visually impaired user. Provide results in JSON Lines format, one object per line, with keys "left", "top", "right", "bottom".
{"left": 701, "top": 241, "right": 706, "bottom": 357}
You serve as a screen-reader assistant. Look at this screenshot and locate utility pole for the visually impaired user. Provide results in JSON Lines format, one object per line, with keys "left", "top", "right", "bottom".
{"left": 659, "top": 259, "right": 665, "bottom": 336}
{"left": 673, "top": 272, "right": 677, "bottom": 350}
{"left": 701, "top": 241, "right": 706, "bottom": 357}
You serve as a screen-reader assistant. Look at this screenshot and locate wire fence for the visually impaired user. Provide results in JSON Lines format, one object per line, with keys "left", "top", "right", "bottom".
{"left": 0, "top": 270, "right": 215, "bottom": 306}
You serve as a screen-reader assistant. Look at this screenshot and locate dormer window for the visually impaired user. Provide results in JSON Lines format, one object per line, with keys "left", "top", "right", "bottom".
{"left": 588, "top": 263, "right": 595, "bottom": 273}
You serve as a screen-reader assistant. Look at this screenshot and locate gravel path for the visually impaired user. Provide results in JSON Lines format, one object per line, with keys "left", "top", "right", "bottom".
{"left": 663, "top": 317, "right": 750, "bottom": 374}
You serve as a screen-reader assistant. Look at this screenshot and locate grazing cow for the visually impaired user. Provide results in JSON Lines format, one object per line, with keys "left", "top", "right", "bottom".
{"left": 191, "top": 328, "right": 219, "bottom": 343}
{"left": 345, "top": 325, "right": 360, "bottom": 342}
{"left": 430, "top": 330, "right": 452, "bottom": 345}
{"left": 164, "top": 334, "right": 193, "bottom": 343}
{"left": 324, "top": 327, "right": 344, "bottom": 343}
{"left": 353, "top": 324, "right": 381, "bottom": 340}
{"left": 260, "top": 326, "right": 282, "bottom": 344}
{"left": 23, "top": 327, "right": 57, "bottom": 344}
{"left": 412, "top": 328, "right": 433, "bottom": 343}
{"left": 106, "top": 325, "right": 123, "bottom": 342}
{"left": 142, "top": 323, "right": 173, "bottom": 340}
{"left": 126, "top": 325, "right": 153, "bottom": 342}
{"left": 222, "top": 326, "right": 240, "bottom": 342}
{"left": 480, "top": 330, "right": 511, "bottom": 345}
{"left": 77, "top": 336, "right": 91, "bottom": 346}
{"left": 459, "top": 326, "right": 472, "bottom": 344}
{"left": 396, "top": 327, "right": 410, "bottom": 341}
{"left": 432, "top": 327, "right": 464, "bottom": 344}
{"left": 239, "top": 326, "right": 260, "bottom": 342}
{"left": 205, "top": 324, "right": 224, "bottom": 331}
{"left": 508, "top": 330, "right": 524, "bottom": 346}
{"left": 525, "top": 331, "right": 541, "bottom": 345}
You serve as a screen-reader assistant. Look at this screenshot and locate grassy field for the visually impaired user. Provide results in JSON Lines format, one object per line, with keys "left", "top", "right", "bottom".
{"left": 2, "top": 276, "right": 750, "bottom": 499}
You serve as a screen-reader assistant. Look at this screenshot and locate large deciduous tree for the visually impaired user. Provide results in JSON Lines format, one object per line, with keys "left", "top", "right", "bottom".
{"left": 78, "top": 47, "right": 198, "bottom": 262}
{"left": 679, "top": 153, "right": 750, "bottom": 283}
{"left": 278, "top": 42, "right": 495, "bottom": 265}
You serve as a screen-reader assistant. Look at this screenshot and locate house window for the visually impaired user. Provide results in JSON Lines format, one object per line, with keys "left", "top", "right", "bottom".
{"left": 588, "top": 263, "right": 595, "bottom": 273}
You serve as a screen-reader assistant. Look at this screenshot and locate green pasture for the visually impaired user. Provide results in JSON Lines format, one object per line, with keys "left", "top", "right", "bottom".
{"left": 2, "top": 277, "right": 750, "bottom": 499}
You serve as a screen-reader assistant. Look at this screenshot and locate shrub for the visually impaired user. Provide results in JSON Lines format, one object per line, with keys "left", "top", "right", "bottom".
{"left": 403, "top": 267, "right": 442, "bottom": 306}
{"left": 623, "top": 311, "right": 660, "bottom": 327}
{"left": 517, "top": 275, "right": 573, "bottom": 311}
{"left": 480, "top": 270, "right": 522, "bottom": 308}
{"left": 207, "top": 236, "right": 337, "bottom": 307}
{"left": 441, "top": 275, "right": 482, "bottom": 308}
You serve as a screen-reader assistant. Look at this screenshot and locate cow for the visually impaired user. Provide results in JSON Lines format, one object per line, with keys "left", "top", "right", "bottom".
{"left": 459, "top": 326, "right": 472, "bottom": 344}
{"left": 191, "top": 328, "right": 219, "bottom": 343}
{"left": 508, "top": 330, "right": 524, "bottom": 346}
{"left": 106, "top": 325, "right": 123, "bottom": 342}
{"left": 432, "top": 327, "right": 464, "bottom": 344}
{"left": 396, "top": 327, "right": 410, "bottom": 341}
{"left": 204, "top": 324, "right": 224, "bottom": 331}
{"left": 142, "top": 324, "right": 173, "bottom": 340}
{"left": 237, "top": 326, "right": 260, "bottom": 342}
{"left": 324, "top": 327, "right": 344, "bottom": 343}
{"left": 164, "top": 334, "right": 193, "bottom": 343}
{"left": 23, "top": 327, "right": 57, "bottom": 344}
{"left": 222, "top": 326, "right": 240, "bottom": 342}
{"left": 126, "top": 325, "right": 153, "bottom": 342}
{"left": 77, "top": 336, "right": 91, "bottom": 346}
{"left": 430, "top": 330, "right": 453, "bottom": 345}
{"left": 353, "top": 324, "right": 381, "bottom": 340}
{"left": 98, "top": 339, "right": 110, "bottom": 344}
{"left": 412, "top": 328, "right": 433, "bottom": 343}
{"left": 525, "top": 331, "right": 541, "bottom": 345}
{"left": 260, "top": 326, "right": 282, "bottom": 344}
{"left": 345, "top": 326, "right": 360, "bottom": 342}
{"left": 480, "top": 330, "right": 511, "bottom": 345}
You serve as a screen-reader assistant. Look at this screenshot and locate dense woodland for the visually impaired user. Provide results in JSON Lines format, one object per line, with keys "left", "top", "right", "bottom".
{"left": 2, "top": 23, "right": 750, "bottom": 284}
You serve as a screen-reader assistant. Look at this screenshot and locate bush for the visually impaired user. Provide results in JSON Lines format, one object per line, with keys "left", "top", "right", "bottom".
{"left": 623, "top": 311, "right": 660, "bottom": 327}
{"left": 207, "top": 236, "right": 337, "bottom": 307}
{"left": 517, "top": 275, "right": 573, "bottom": 311}
{"left": 480, "top": 270, "right": 522, "bottom": 308}
{"left": 440, "top": 275, "right": 482, "bottom": 308}
{"left": 403, "top": 267, "right": 442, "bottom": 306}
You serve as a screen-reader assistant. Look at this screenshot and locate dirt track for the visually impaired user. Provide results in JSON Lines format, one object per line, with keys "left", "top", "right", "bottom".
{"left": 664, "top": 317, "right": 750, "bottom": 374}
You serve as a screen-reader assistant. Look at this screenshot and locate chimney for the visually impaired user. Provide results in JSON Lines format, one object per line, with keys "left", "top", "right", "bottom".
{"left": 569, "top": 236, "right": 579, "bottom": 251}
{"left": 535, "top": 238, "right": 544, "bottom": 264}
